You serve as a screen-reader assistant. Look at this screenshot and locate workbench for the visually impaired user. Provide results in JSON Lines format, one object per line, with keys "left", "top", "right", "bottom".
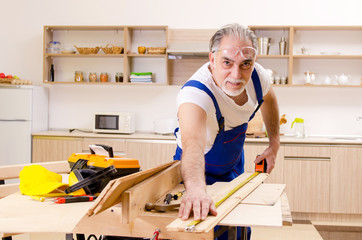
{"left": 0, "top": 161, "right": 292, "bottom": 240}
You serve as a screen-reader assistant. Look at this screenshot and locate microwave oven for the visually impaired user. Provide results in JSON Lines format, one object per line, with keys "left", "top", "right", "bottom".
{"left": 93, "top": 112, "right": 135, "bottom": 134}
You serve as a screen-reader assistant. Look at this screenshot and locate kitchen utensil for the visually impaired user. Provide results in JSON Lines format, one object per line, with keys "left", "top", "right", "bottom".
{"left": 291, "top": 118, "right": 305, "bottom": 138}
{"left": 257, "top": 37, "right": 271, "bottom": 55}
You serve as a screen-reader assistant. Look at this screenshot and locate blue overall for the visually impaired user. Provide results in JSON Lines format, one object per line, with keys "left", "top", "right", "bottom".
{"left": 174, "top": 69, "right": 264, "bottom": 240}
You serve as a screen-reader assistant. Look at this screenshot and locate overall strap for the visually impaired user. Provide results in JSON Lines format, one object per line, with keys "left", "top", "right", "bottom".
{"left": 248, "top": 68, "right": 265, "bottom": 121}
{"left": 182, "top": 80, "right": 224, "bottom": 132}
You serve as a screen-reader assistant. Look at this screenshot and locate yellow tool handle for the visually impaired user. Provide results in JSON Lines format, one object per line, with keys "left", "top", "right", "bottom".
{"left": 185, "top": 171, "right": 260, "bottom": 232}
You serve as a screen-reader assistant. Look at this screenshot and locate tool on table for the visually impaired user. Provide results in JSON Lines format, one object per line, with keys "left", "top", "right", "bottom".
{"left": 173, "top": 190, "right": 185, "bottom": 200}
{"left": 65, "top": 144, "right": 140, "bottom": 195}
{"left": 54, "top": 195, "right": 97, "bottom": 204}
{"left": 163, "top": 193, "right": 173, "bottom": 205}
{"left": 68, "top": 144, "right": 140, "bottom": 179}
{"left": 185, "top": 158, "right": 268, "bottom": 232}
{"left": 145, "top": 190, "right": 185, "bottom": 212}
{"left": 145, "top": 202, "right": 180, "bottom": 212}
{"left": 151, "top": 228, "right": 161, "bottom": 240}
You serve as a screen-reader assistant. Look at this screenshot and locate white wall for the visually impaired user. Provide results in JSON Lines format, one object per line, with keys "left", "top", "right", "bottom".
{"left": 1, "top": 0, "right": 362, "bottom": 136}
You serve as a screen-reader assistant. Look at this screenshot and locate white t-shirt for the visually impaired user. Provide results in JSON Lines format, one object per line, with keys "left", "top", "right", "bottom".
{"left": 176, "top": 62, "right": 272, "bottom": 153}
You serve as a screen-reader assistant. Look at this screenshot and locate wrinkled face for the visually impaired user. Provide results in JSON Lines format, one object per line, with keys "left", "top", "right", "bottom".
{"left": 209, "top": 36, "right": 256, "bottom": 97}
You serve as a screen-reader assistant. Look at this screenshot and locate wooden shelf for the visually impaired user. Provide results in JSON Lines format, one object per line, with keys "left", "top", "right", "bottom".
{"left": 293, "top": 55, "right": 362, "bottom": 59}
{"left": 127, "top": 54, "right": 167, "bottom": 58}
{"left": 45, "top": 54, "right": 124, "bottom": 58}
{"left": 43, "top": 25, "right": 168, "bottom": 84}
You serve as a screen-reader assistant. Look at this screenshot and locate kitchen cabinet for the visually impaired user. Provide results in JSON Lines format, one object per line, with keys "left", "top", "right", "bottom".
{"left": 330, "top": 146, "right": 362, "bottom": 214}
{"left": 43, "top": 25, "right": 168, "bottom": 84}
{"left": 250, "top": 25, "right": 362, "bottom": 87}
{"left": 243, "top": 142, "right": 284, "bottom": 184}
{"left": 32, "top": 136, "right": 82, "bottom": 163}
{"left": 283, "top": 144, "right": 331, "bottom": 213}
{"left": 125, "top": 139, "right": 177, "bottom": 170}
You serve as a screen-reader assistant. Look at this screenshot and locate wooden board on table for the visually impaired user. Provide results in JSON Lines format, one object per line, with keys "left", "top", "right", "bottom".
{"left": 166, "top": 172, "right": 268, "bottom": 233}
{"left": 121, "top": 161, "right": 182, "bottom": 224}
{"left": 87, "top": 161, "right": 176, "bottom": 216}
{"left": 241, "top": 183, "right": 286, "bottom": 205}
{"left": 219, "top": 198, "right": 283, "bottom": 227}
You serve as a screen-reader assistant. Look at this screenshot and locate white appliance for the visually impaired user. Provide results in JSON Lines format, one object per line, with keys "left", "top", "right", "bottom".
{"left": 93, "top": 112, "right": 135, "bottom": 134}
{"left": 0, "top": 86, "right": 48, "bottom": 167}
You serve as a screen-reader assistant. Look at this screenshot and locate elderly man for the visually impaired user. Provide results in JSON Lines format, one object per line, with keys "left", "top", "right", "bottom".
{"left": 173, "top": 23, "right": 280, "bottom": 239}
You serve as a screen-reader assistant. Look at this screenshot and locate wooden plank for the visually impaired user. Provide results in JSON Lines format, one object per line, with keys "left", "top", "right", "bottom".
{"left": 87, "top": 161, "right": 176, "bottom": 216}
{"left": 219, "top": 198, "right": 282, "bottom": 227}
{"left": 121, "top": 161, "right": 182, "bottom": 224}
{"left": 241, "top": 184, "right": 286, "bottom": 205}
{"left": 166, "top": 172, "right": 268, "bottom": 233}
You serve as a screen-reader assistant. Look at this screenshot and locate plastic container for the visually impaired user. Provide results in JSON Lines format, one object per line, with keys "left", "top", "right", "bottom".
{"left": 49, "top": 41, "right": 61, "bottom": 54}
{"left": 291, "top": 118, "right": 305, "bottom": 138}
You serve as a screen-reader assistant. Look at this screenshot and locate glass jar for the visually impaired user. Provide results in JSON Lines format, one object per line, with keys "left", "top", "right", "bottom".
{"left": 49, "top": 41, "right": 61, "bottom": 54}
{"left": 115, "top": 72, "right": 123, "bottom": 82}
{"left": 100, "top": 72, "right": 108, "bottom": 82}
{"left": 74, "top": 71, "right": 84, "bottom": 82}
{"left": 89, "top": 72, "right": 97, "bottom": 82}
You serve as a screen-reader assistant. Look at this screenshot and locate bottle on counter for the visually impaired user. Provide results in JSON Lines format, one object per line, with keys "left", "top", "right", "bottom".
{"left": 50, "top": 64, "right": 54, "bottom": 82}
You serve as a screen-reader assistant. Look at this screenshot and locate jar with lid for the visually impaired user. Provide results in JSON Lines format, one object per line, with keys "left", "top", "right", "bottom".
{"left": 49, "top": 41, "right": 61, "bottom": 54}
{"left": 89, "top": 72, "right": 97, "bottom": 82}
{"left": 100, "top": 72, "right": 108, "bottom": 82}
{"left": 115, "top": 72, "right": 123, "bottom": 82}
{"left": 74, "top": 71, "right": 84, "bottom": 82}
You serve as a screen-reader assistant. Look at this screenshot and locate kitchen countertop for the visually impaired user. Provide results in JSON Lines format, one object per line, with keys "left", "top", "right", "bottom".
{"left": 32, "top": 130, "right": 362, "bottom": 145}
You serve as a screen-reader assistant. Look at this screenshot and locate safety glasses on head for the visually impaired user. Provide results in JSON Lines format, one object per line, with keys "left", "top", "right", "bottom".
{"left": 213, "top": 45, "right": 257, "bottom": 61}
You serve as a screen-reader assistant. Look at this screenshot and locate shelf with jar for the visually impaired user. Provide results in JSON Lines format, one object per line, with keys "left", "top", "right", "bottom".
{"left": 249, "top": 25, "right": 362, "bottom": 87}
{"left": 43, "top": 25, "right": 168, "bottom": 85}
{"left": 291, "top": 26, "right": 362, "bottom": 87}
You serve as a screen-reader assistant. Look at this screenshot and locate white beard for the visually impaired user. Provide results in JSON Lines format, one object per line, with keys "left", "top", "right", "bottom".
{"left": 221, "top": 78, "right": 246, "bottom": 97}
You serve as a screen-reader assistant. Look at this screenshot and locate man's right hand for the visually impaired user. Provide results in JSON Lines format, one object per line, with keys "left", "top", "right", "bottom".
{"left": 178, "top": 187, "right": 217, "bottom": 221}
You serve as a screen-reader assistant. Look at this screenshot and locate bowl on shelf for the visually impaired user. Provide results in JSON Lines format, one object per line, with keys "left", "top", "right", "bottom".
{"left": 101, "top": 44, "right": 124, "bottom": 54}
{"left": 61, "top": 48, "right": 76, "bottom": 54}
{"left": 74, "top": 45, "right": 100, "bottom": 54}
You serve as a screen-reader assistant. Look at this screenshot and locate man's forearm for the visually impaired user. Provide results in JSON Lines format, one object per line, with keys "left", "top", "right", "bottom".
{"left": 181, "top": 149, "right": 206, "bottom": 191}
{"left": 261, "top": 88, "right": 280, "bottom": 152}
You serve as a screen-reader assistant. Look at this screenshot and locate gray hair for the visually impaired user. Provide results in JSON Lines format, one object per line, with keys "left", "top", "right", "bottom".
{"left": 209, "top": 23, "right": 258, "bottom": 52}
